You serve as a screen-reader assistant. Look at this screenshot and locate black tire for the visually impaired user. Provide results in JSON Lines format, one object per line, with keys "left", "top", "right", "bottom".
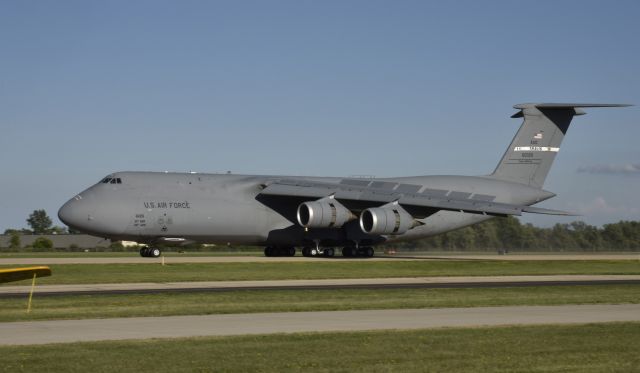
{"left": 302, "top": 247, "right": 311, "bottom": 257}
{"left": 288, "top": 247, "right": 296, "bottom": 257}
{"left": 365, "top": 247, "right": 374, "bottom": 258}
{"left": 264, "top": 247, "right": 273, "bottom": 257}
{"left": 324, "top": 248, "right": 335, "bottom": 257}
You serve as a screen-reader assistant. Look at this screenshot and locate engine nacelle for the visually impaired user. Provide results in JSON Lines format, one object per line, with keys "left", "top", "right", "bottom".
{"left": 297, "top": 197, "right": 355, "bottom": 229}
{"left": 359, "top": 203, "right": 416, "bottom": 235}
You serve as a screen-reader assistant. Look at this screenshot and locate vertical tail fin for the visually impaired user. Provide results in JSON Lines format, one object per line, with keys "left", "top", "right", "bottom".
{"left": 490, "top": 103, "right": 630, "bottom": 188}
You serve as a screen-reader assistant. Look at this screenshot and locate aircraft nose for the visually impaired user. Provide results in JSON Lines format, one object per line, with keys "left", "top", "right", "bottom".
{"left": 58, "top": 196, "right": 91, "bottom": 232}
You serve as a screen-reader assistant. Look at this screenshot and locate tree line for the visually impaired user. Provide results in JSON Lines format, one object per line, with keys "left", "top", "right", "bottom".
{"left": 3, "top": 210, "right": 640, "bottom": 251}
{"left": 385, "top": 217, "right": 640, "bottom": 251}
{"left": 3, "top": 209, "right": 72, "bottom": 236}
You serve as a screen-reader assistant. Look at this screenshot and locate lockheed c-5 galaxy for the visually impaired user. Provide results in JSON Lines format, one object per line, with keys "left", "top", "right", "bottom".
{"left": 59, "top": 103, "right": 629, "bottom": 258}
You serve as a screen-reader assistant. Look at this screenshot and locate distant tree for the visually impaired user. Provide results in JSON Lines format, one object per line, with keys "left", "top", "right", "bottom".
{"left": 32, "top": 236, "right": 53, "bottom": 250}
{"left": 26, "top": 210, "right": 52, "bottom": 234}
{"left": 494, "top": 216, "right": 524, "bottom": 249}
{"left": 9, "top": 233, "right": 21, "bottom": 249}
{"left": 67, "top": 227, "right": 81, "bottom": 234}
{"left": 472, "top": 219, "right": 501, "bottom": 249}
{"left": 569, "top": 221, "right": 601, "bottom": 251}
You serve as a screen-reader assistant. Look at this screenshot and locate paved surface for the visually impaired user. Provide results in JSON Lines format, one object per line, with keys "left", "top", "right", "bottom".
{"left": 1, "top": 254, "right": 638, "bottom": 265}
{"left": 2, "top": 275, "right": 640, "bottom": 297}
{"left": 1, "top": 304, "right": 639, "bottom": 346}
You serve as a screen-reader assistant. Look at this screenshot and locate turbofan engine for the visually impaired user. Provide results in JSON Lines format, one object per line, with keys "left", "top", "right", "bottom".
{"left": 297, "top": 197, "right": 356, "bottom": 229}
{"left": 359, "top": 202, "right": 418, "bottom": 235}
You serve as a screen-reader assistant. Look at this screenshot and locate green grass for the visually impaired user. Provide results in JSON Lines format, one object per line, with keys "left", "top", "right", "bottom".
{"left": 1, "top": 260, "right": 639, "bottom": 285}
{"left": 1, "top": 251, "right": 637, "bottom": 258}
{"left": 1, "top": 323, "right": 638, "bottom": 372}
{"left": 2, "top": 285, "right": 638, "bottom": 322}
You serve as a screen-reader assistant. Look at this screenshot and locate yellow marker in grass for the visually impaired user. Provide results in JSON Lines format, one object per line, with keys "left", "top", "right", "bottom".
{"left": 27, "top": 273, "right": 37, "bottom": 313}
{"left": 0, "top": 266, "right": 52, "bottom": 313}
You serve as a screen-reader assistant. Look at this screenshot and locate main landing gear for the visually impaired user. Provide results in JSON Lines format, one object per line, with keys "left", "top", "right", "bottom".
{"left": 140, "top": 247, "right": 161, "bottom": 258}
{"left": 342, "top": 246, "right": 375, "bottom": 258}
{"left": 301, "top": 247, "right": 335, "bottom": 257}
{"left": 264, "top": 246, "right": 296, "bottom": 257}
{"left": 262, "top": 246, "right": 375, "bottom": 258}
{"left": 299, "top": 246, "right": 374, "bottom": 258}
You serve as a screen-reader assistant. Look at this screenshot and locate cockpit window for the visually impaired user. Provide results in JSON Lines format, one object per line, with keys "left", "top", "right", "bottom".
{"left": 101, "top": 177, "right": 122, "bottom": 184}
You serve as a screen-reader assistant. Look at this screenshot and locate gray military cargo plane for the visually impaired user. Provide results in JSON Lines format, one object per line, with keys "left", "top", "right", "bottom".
{"left": 59, "top": 103, "right": 630, "bottom": 258}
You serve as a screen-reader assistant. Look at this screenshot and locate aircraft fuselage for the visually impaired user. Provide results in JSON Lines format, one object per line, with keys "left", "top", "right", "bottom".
{"left": 59, "top": 171, "right": 552, "bottom": 248}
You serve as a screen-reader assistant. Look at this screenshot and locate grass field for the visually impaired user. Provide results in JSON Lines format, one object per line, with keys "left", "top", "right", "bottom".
{"left": 2, "top": 260, "right": 639, "bottom": 285}
{"left": 0, "top": 250, "right": 637, "bottom": 258}
{"left": 2, "top": 285, "right": 638, "bottom": 322}
{"left": 1, "top": 323, "right": 638, "bottom": 372}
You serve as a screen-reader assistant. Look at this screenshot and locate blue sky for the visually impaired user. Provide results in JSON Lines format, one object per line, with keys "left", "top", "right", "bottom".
{"left": 1, "top": 0, "right": 638, "bottom": 231}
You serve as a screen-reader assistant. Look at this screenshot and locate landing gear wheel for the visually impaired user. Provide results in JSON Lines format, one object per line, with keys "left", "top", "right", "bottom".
{"left": 140, "top": 247, "right": 161, "bottom": 258}
{"left": 364, "top": 247, "right": 374, "bottom": 258}
{"left": 324, "top": 248, "right": 335, "bottom": 257}
{"left": 264, "top": 247, "right": 274, "bottom": 257}
{"left": 302, "top": 247, "right": 312, "bottom": 257}
{"left": 342, "top": 247, "right": 358, "bottom": 257}
{"left": 287, "top": 247, "right": 296, "bottom": 257}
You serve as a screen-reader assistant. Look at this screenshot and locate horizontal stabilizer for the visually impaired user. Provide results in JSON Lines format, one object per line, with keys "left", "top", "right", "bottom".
{"left": 514, "top": 103, "right": 632, "bottom": 109}
{"left": 521, "top": 206, "right": 577, "bottom": 216}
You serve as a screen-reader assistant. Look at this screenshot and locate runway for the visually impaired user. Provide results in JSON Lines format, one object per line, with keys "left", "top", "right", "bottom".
{"left": 2, "top": 275, "right": 639, "bottom": 297}
{"left": 1, "top": 253, "right": 638, "bottom": 265}
{"left": 1, "top": 304, "right": 639, "bottom": 346}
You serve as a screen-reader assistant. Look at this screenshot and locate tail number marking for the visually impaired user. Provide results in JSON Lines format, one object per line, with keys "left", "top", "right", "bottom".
{"left": 514, "top": 146, "right": 559, "bottom": 152}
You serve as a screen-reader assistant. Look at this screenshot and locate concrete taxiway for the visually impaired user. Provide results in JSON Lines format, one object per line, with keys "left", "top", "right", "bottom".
{"left": 1, "top": 304, "right": 639, "bottom": 346}
{"left": 0, "top": 253, "right": 638, "bottom": 265}
{"left": 2, "top": 275, "right": 640, "bottom": 297}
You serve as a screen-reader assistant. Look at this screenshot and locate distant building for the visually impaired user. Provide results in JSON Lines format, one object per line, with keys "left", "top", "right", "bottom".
{"left": 0, "top": 234, "right": 114, "bottom": 249}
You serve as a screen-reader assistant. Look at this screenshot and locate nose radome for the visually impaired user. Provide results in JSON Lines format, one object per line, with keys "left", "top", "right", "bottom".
{"left": 58, "top": 197, "right": 89, "bottom": 232}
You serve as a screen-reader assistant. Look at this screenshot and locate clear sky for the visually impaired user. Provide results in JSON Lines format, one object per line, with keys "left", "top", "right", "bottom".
{"left": 1, "top": 0, "right": 638, "bottom": 231}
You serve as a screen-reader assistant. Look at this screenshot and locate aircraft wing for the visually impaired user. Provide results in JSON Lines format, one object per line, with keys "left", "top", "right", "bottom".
{"left": 259, "top": 179, "right": 574, "bottom": 219}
